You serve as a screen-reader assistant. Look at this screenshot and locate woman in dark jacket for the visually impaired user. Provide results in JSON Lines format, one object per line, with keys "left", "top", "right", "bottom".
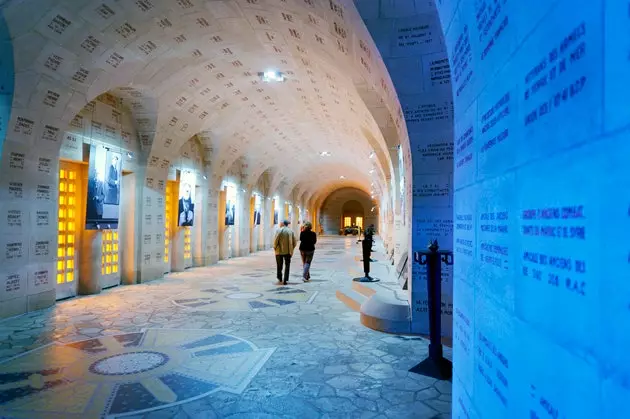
{"left": 299, "top": 221, "right": 317, "bottom": 282}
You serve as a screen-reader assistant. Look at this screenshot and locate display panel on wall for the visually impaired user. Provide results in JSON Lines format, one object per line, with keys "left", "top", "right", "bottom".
{"left": 398, "top": 145, "right": 406, "bottom": 226}
{"left": 178, "top": 170, "right": 195, "bottom": 227}
{"left": 273, "top": 209, "right": 279, "bottom": 225}
{"left": 253, "top": 195, "right": 261, "bottom": 225}
{"left": 225, "top": 185, "right": 236, "bottom": 226}
{"left": 85, "top": 144, "right": 121, "bottom": 230}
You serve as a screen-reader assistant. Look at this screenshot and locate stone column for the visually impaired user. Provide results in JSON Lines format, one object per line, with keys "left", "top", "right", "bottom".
{"left": 204, "top": 183, "right": 220, "bottom": 265}
{"left": 78, "top": 230, "right": 103, "bottom": 295}
{"left": 192, "top": 174, "right": 208, "bottom": 267}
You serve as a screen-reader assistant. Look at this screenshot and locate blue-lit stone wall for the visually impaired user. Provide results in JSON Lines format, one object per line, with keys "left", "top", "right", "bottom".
{"left": 0, "top": 11, "right": 14, "bottom": 159}
{"left": 357, "top": 0, "right": 455, "bottom": 337}
{"left": 360, "top": 0, "right": 629, "bottom": 416}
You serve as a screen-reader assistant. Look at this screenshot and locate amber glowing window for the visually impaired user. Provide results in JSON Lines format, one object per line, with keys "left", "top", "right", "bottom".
{"left": 344, "top": 217, "right": 351, "bottom": 227}
{"left": 101, "top": 230, "right": 119, "bottom": 275}
{"left": 164, "top": 182, "right": 173, "bottom": 263}
{"left": 184, "top": 227, "right": 192, "bottom": 260}
{"left": 355, "top": 217, "right": 363, "bottom": 229}
{"left": 56, "top": 168, "right": 78, "bottom": 284}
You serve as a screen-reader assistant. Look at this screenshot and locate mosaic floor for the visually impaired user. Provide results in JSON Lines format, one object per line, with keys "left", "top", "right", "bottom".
{"left": 0, "top": 237, "right": 451, "bottom": 419}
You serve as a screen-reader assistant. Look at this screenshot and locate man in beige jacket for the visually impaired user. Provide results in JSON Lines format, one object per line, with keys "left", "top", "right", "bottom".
{"left": 274, "top": 220, "right": 296, "bottom": 285}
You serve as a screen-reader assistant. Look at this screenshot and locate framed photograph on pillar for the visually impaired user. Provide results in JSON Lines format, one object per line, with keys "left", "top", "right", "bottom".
{"left": 85, "top": 144, "right": 121, "bottom": 230}
{"left": 253, "top": 194, "right": 261, "bottom": 225}
{"left": 225, "top": 185, "right": 236, "bottom": 226}
{"left": 178, "top": 170, "right": 196, "bottom": 227}
{"left": 273, "top": 209, "right": 278, "bottom": 225}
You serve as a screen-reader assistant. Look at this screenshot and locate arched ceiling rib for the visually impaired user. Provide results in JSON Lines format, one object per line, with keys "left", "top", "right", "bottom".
{"left": 4, "top": 0, "right": 407, "bottom": 196}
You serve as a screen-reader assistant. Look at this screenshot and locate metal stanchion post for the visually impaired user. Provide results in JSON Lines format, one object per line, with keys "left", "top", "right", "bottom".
{"left": 353, "top": 228, "right": 379, "bottom": 283}
{"left": 409, "top": 240, "right": 453, "bottom": 380}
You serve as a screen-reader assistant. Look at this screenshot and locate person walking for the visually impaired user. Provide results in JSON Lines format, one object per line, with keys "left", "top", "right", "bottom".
{"left": 274, "top": 220, "right": 296, "bottom": 285}
{"left": 299, "top": 221, "right": 317, "bottom": 282}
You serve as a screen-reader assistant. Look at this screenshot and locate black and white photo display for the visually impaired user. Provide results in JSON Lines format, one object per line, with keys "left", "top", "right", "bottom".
{"left": 178, "top": 170, "right": 196, "bottom": 227}
{"left": 85, "top": 144, "right": 121, "bottom": 229}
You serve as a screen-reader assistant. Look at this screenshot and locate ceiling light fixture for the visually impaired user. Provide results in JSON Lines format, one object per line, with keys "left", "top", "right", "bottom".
{"left": 126, "top": 152, "right": 134, "bottom": 159}
{"left": 259, "top": 70, "right": 286, "bottom": 82}
{"left": 203, "top": 175, "right": 207, "bottom": 180}
{"left": 369, "top": 151, "right": 375, "bottom": 159}
{"left": 320, "top": 151, "right": 331, "bottom": 157}
{"left": 369, "top": 169, "right": 375, "bottom": 174}
{"left": 339, "top": 175, "right": 345, "bottom": 179}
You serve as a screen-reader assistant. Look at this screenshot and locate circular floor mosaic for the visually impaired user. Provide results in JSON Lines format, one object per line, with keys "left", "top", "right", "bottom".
{"left": 0, "top": 329, "right": 275, "bottom": 418}
{"left": 89, "top": 351, "right": 169, "bottom": 376}
{"left": 173, "top": 284, "right": 318, "bottom": 311}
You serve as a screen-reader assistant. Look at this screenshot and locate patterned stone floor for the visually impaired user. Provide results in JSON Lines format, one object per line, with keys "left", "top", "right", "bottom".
{"left": 0, "top": 237, "right": 451, "bottom": 419}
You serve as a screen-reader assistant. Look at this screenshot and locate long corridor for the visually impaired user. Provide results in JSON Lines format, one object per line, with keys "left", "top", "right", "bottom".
{"left": 0, "top": 237, "right": 450, "bottom": 419}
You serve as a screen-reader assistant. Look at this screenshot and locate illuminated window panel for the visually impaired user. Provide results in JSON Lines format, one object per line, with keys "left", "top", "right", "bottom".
{"left": 344, "top": 217, "right": 351, "bottom": 227}
{"left": 164, "top": 182, "right": 173, "bottom": 263}
{"left": 184, "top": 227, "right": 192, "bottom": 260}
{"left": 101, "top": 229, "right": 120, "bottom": 276}
{"left": 56, "top": 168, "right": 78, "bottom": 285}
{"left": 356, "top": 217, "right": 363, "bottom": 229}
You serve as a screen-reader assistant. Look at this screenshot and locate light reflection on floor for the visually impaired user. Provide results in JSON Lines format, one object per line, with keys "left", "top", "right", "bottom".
{"left": 0, "top": 237, "right": 451, "bottom": 418}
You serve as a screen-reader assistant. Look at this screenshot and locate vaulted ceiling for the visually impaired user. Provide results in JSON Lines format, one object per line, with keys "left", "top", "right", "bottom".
{"left": 3, "top": 0, "right": 408, "bottom": 202}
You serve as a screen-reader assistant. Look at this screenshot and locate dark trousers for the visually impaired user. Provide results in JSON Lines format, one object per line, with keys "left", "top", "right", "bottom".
{"left": 276, "top": 254, "right": 291, "bottom": 282}
{"left": 300, "top": 250, "right": 314, "bottom": 278}
{"left": 362, "top": 240, "right": 372, "bottom": 276}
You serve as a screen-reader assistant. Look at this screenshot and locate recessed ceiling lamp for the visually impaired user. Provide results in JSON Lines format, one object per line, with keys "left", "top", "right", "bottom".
{"left": 320, "top": 151, "right": 331, "bottom": 157}
{"left": 339, "top": 175, "right": 345, "bottom": 179}
{"left": 369, "top": 169, "right": 375, "bottom": 174}
{"left": 369, "top": 151, "right": 375, "bottom": 159}
{"left": 259, "top": 70, "right": 286, "bottom": 82}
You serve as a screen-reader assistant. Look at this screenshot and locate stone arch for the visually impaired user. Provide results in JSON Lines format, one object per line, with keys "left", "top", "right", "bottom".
{"left": 319, "top": 187, "right": 376, "bottom": 234}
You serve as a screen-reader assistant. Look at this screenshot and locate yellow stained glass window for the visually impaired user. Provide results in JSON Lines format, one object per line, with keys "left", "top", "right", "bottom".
{"left": 356, "top": 217, "right": 363, "bottom": 229}
{"left": 164, "top": 182, "right": 173, "bottom": 264}
{"left": 184, "top": 227, "right": 192, "bottom": 260}
{"left": 57, "top": 168, "right": 78, "bottom": 285}
{"left": 101, "top": 229, "right": 120, "bottom": 277}
{"left": 344, "top": 217, "right": 351, "bottom": 227}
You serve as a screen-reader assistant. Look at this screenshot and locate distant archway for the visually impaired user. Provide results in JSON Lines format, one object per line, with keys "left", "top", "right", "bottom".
{"left": 341, "top": 200, "right": 365, "bottom": 230}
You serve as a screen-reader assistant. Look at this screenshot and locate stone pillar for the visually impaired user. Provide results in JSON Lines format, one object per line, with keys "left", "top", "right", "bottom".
{"left": 264, "top": 196, "right": 273, "bottom": 249}
{"left": 218, "top": 189, "right": 229, "bottom": 260}
{"left": 171, "top": 226, "right": 187, "bottom": 272}
{"left": 237, "top": 187, "right": 250, "bottom": 257}
{"left": 120, "top": 171, "right": 141, "bottom": 285}
{"left": 78, "top": 230, "right": 103, "bottom": 295}
{"left": 204, "top": 184, "right": 220, "bottom": 265}
{"left": 192, "top": 175, "right": 208, "bottom": 267}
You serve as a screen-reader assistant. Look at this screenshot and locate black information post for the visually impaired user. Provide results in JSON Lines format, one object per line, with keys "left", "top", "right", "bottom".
{"left": 353, "top": 226, "right": 379, "bottom": 283}
{"left": 409, "top": 240, "right": 453, "bottom": 380}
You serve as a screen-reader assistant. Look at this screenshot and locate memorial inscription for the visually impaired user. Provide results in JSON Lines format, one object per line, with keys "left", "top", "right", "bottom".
{"left": 7, "top": 209, "right": 22, "bottom": 228}
{"left": 452, "top": 25, "right": 473, "bottom": 97}
{"left": 479, "top": 211, "right": 509, "bottom": 269}
{"left": 476, "top": 331, "right": 509, "bottom": 407}
{"left": 456, "top": 125, "right": 474, "bottom": 169}
{"left": 397, "top": 24, "right": 434, "bottom": 48}
{"left": 475, "top": 0, "right": 509, "bottom": 60}
{"left": 33, "top": 270, "right": 49, "bottom": 286}
{"left": 9, "top": 152, "right": 24, "bottom": 170}
{"left": 523, "top": 22, "right": 588, "bottom": 127}
{"left": 5, "top": 273, "right": 21, "bottom": 293}
{"left": 521, "top": 205, "right": 587, "bottom": 296}
{"left": 455, "top": 213, "right": 473, "bottom": 257}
